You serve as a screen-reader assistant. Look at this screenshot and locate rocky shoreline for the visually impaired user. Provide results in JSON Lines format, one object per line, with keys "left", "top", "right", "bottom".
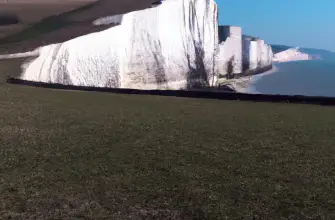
{"left": 219, "top": 65, "right": 278, "bottom": 93}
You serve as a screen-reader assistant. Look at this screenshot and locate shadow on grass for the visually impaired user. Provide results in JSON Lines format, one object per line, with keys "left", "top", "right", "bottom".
{"left": 7, "top": 77, "right": 335, "bottom": 106}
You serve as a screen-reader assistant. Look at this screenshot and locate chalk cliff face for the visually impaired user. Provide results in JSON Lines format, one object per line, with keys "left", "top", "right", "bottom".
{"left": 273, "top": 47, "right": 312, "bottom": 63}
{"left": 13, "top": 0, "right": 272, "bottom": 90}
{"left": 271, "top": 45, "right": 335, "bottom": 62}
{"left": 216, "top": 26, "right": 273, "bottom": 78}
{"left": 216, "top": 26, "right": 243, "bottom": 76}
{"left": 20, "top": 0, "right": 218, "bottom": 90}
{"left": 247, "top": 39, "right": 273, "bottom": 69}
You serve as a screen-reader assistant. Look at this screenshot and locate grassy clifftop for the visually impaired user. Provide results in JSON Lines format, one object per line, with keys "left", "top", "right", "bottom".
{"left": 0, "top": 59, "right": 334, "bottom": 219}
{"left": 0, "top": 0, "right": 155, "bottom": 54}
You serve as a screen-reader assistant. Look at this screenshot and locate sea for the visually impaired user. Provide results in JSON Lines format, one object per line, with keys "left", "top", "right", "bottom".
{"left": 248, "top": 60, "right": 335, "bottom": 97}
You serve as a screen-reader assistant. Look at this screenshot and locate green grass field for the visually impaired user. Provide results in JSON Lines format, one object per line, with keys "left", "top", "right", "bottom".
{"left": 0, "top": 60, "right": 334, "bottom": 219}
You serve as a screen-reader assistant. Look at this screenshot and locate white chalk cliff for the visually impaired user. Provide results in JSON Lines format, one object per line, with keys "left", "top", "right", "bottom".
{"left": 273, "top": 47, "right": 312, "bottom": 63}
{"left": 245, "top": 39, "right": 273, "bottom": 70}
{"left": 217, "top": 28, "right": 273, "bottom": 77}
{"left": 8, "top": 0, "right": 272, "bottom": 90}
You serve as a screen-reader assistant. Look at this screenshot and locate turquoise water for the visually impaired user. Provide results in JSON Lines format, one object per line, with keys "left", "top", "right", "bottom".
{"left": 252, "top": 60, "right": 335, "bottom": 97}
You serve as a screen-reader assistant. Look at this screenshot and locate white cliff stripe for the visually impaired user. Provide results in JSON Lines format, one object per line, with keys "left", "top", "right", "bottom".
{"left": 92, "top": 14, "right": 123, "bottom": 26}
{"left": 0, "top": 48, "right": 40, "bottom": 60}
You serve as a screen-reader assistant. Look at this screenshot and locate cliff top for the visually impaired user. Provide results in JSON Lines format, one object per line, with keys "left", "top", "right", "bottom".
{"left": 0, "top": 0, "right": 156, "bottom": 54}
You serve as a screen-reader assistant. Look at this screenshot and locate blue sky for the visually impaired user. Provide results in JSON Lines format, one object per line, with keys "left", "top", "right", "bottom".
{"left": 217, "top": 0, "right": 335, "bottom": 51}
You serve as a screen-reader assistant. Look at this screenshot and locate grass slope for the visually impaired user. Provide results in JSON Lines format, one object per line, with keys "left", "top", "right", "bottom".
{"left": 0, "top": 0, "right": 95, "bottom": 39}
{"left": 0, "top": 0, "right": 155, "bottom": 54}
{"left": 0, "top": 1, "right": 98, "bottom": 45}
{"left": 0, "top": 60, "right": 335, "bottom": 219}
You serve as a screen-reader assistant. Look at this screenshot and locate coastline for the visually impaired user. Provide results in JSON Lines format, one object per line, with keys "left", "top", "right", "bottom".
{"left": 247, "top": 64, "right": 279, "bottom": 94}
{"left": 221, "top": 65, "right": 279, "bottom": 94}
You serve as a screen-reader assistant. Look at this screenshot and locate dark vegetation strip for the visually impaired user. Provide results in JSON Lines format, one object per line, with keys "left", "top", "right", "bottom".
{"left": 233, "top": 65, "right": 273, "bottom": 79}
{"left": 7, "top": 77, "right": 335, "bottom": 106}
{"left": 0, "top": 17, "right": 71, "bottom": 44}
{"left": 0, "top": 13, "right": 20, "bottom": 26}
